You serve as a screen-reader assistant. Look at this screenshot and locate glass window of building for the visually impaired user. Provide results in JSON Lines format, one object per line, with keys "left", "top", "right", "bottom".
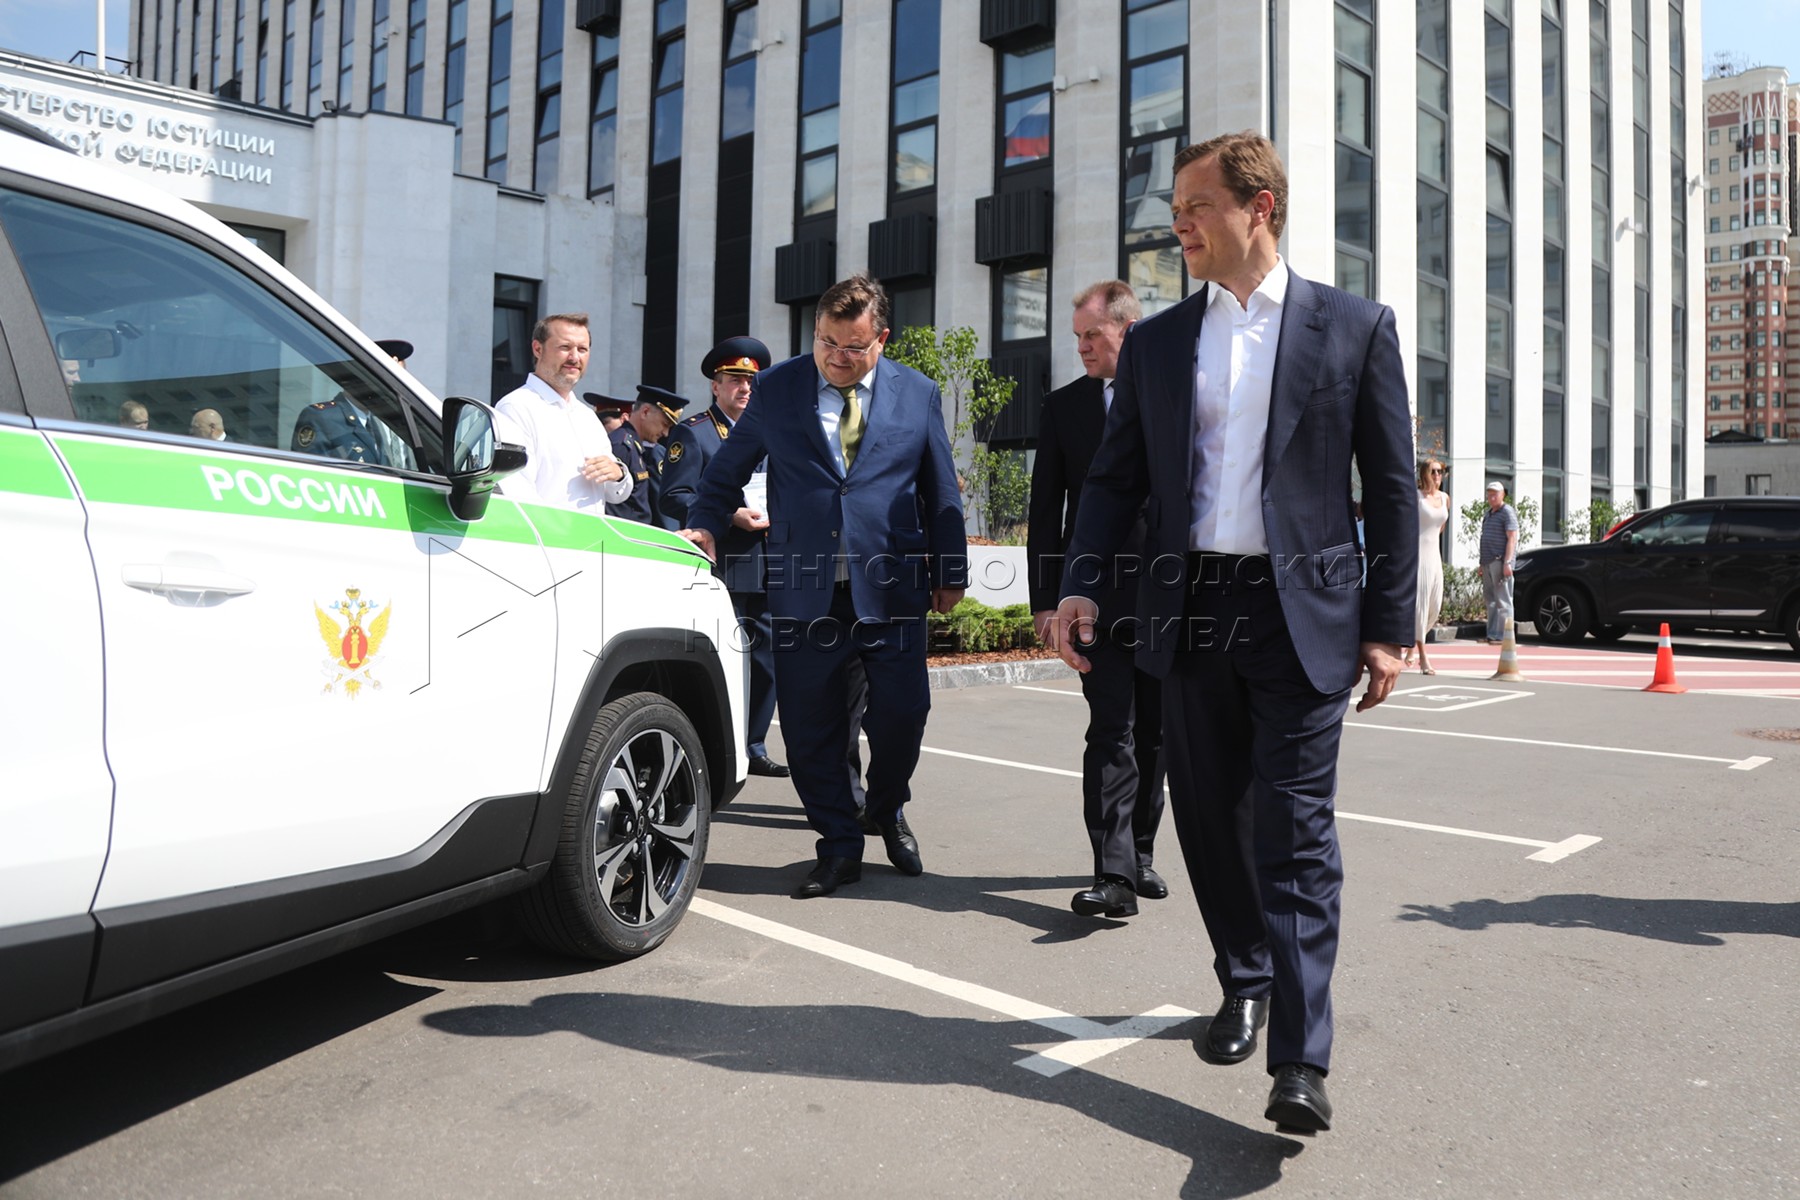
{"left": 336, "top": 0, "right": 354, "bottom": 108}
{"left": 1416, "top": 0, "right": 1451, "bottom": 454}
{"left": 1334, "top": 0, "right": 1375, "bottom": 297}
{"left": 998, "top": 41, "right": 1052, "bottom": 170}
{"left": 446, "top": 0, "right": 468, "bottom": 166}
{"left": 1589, "top": 0, "right": 1612, "bottom": 488}
{"left": 714, "top": 1, "right": 758, "bottom": 344}
{"left": 1121, "top": 0, "right": 1189, "bottom": 314}
{"left": 370, "top": 0, "right": 390, "bottom": 111}
{"left": 484, "top": 0, "right": 512, "bottom": 182}
{"left": 280, "top": 0, "right": 295, "bottom": 108}
{"left": 306, "top": 0, "right": 324, "bottom": 112}
{"left": 534, "top": 0, "right": 565, "bottom": 192}
{"left": 588, "top": 31, "right": 620, "bottom": 193}
{"left": 404, "top": 0, "right": 427, "bottom": 116}
{"left": 796, "top": 0, "right": 842, "bottom": 220}
{"left": 890, "top": 0, "right": 939, "bottom": 196}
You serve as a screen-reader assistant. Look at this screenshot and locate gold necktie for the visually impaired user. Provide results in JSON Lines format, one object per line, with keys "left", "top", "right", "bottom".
{"left": 838, "top": 385, "right": 864, "bottom": 468}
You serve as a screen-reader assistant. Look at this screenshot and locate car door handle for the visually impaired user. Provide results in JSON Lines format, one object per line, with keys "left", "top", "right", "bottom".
{"left": 122, "top": 563, "right": 257, "bottom": 604}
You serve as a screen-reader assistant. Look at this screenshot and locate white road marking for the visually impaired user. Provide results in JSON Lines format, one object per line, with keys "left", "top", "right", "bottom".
{"left": 1382, "top": 684, "right": 1533, "bottom": 712}
{"left": 1731, "top": 755, "right": 1775, "bottom": 771}
{"left": 1528, "top": 834, "right": 1605, "bottom": 863}
{"left": 690, "top": 898, "right": 1198, "bottom": 1077}
{"left": 915, "top": 744, "right": 1600, "bottom": 859}
{"left": 1346, "top": 721, "right": 1769, "bottom": 769}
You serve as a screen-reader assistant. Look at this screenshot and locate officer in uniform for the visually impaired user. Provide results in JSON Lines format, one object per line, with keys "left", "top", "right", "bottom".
{"left": 608, "top": 384, "right": 687, "bottom": 525}
{"left": 660, "top": 336, "right": 788, "bottom": 778}
{"left": 584, "top": 392, "right": 633, "bottom": 436}
{"left": 292, "top": 338, "right": 416, "bottom": 467}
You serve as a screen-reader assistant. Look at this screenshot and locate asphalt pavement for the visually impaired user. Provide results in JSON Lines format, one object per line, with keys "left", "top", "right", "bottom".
{"left": 2, "top": 644, "right": 1796, "bottom": 1199}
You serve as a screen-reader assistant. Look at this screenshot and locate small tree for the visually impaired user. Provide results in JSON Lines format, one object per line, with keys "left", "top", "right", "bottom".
{"left": 1561, "top": 496, "right": 1636, "bottom": 543}
{"left": 1457, "top": 493, "right": 1539, "bottom": 557}
{"left": 885, "top": 325, "right": 1019, "bottom": 538}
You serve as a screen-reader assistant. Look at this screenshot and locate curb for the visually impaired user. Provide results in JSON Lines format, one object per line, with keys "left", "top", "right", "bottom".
{"left": 927, "top": 657, "right": 1076, "bottom": 690}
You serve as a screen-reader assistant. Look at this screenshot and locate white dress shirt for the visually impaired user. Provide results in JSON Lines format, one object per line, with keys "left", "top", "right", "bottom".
{"left": 494, "top": 372, "right": 633, "bottom": 513}
{"left": 1189, "top": 257, "right": 1288, "bottom": 554}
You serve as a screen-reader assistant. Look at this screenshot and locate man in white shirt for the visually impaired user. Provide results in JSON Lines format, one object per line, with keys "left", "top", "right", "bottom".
{"left": 494, "top": 313, "right": 631, "bottom": 513}
{"left": 1052, "top": 132, "right": 1418, "bottom": 1135}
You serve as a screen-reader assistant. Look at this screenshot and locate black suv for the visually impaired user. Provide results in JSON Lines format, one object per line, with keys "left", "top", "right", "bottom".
{"left": 1514, "top": 497, "right": 1800, "bottom": 651}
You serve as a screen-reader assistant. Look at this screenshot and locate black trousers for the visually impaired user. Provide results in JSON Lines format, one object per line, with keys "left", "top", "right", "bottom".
{"left": 1076, "top": 625, "right": 1165, "bottom": 881}
{"left": 1160, "top": 553, "right": 1348, "bottom": 1073}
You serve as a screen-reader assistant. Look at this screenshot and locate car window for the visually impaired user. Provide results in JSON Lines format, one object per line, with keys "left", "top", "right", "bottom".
{"left": 0, "top": 187, "right": 438, "bottom": 473}
{"left": 1632, "top": 508, "right": 1714, "bottom": 547}
{"left": 1720, "top": 506, "right": 1800, "bottom": 545}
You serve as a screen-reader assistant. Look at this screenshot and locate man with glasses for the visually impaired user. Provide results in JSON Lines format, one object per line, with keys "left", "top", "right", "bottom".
{"left": 678, "top": 276, "right": 966, "bottom": 899}
{"left": 660, "top": 336, "right": 788, "bottom": 778}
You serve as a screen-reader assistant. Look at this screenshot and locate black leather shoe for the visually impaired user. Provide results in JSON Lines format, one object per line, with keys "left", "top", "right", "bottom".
{"left": 1265, "top": 1063, "right": 1332, "bottom": 1132}
{"left": 1135, "top": 865, "right": 1169, "bottom": 900}
{"left": 747, "top": 755, "right": 790, "bottom": 778}
{"left": 1071, "top": 877, "right": 1138, "bottom": 918}
{"left": 791, "top": 856, "right": 861, "bottom": 898}
{"left": 877, "top": 813, "right": 923, "bottom": 876}
{"left": 1200, "top": 995, "right": 1269, "bottom": 1065}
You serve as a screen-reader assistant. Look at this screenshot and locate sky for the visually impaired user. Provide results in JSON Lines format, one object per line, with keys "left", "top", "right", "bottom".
{"left": 2, "top": 1, "right": 1800, "bottom": 89}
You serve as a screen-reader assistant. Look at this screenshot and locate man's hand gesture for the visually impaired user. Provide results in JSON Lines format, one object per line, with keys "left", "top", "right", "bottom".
{"left": 1052, "top": 597, "right": 1100, "bottom": 673}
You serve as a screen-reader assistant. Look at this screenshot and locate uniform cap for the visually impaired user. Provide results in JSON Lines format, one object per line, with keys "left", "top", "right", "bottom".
{"left": 583, "top": 391, "right": 633, "bottom": 414}
{"left": 374, "top": 338, "right": 414, "bottom": 362}
{"left": 635, "top": 384, "right": 691, "bottom": 425}
{"left": 701, "top": 335, "right": 772, "bottom": 379}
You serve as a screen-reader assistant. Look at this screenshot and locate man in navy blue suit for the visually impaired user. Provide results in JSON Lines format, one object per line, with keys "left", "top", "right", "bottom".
{"left": 680, "top": 275, "right": 967, "bottom": 899}
{"left": 1053, "top": 132, "right": 1417, "bottom": 1133}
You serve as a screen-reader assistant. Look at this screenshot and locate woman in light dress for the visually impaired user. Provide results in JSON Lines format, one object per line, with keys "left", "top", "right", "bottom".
{"left": 1407, "top": 458, "right": 1450, "bottom": 674}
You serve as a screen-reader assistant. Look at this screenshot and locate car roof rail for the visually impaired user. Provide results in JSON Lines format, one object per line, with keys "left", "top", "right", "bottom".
{"left": 0, "top": 112, "right": 75, "bottom": 153}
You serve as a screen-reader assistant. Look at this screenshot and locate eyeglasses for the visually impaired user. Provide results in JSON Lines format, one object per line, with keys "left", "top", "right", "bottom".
{"left": 1429, "top": 467, "right": 1445, "bottom": 475}
{"left": 815, "top": 336, "right": 878, "bottom": 359}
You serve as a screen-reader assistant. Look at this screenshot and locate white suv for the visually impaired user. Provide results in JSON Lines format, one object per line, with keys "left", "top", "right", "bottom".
{"left": 0, "top": 115, "right": 746, "bottom": 1071}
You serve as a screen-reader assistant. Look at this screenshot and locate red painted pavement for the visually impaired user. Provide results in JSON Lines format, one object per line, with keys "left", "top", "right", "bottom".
{"left": 1410, "top": 640, "right": 1800, "bottom": 694}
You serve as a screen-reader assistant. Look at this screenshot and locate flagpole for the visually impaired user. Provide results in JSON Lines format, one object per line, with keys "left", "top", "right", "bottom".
{"left": 96, "top": 0, "right": 107, "bottom": 71}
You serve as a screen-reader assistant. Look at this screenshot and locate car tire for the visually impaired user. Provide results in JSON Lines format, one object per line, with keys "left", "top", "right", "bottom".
{"left": 1531, "top": 583, "right": 1591, "bottom": 644}
{"left": 1591, "top": 623, "right": 1631, "bottom": 642}
{"left": 517, "top": 693, "right": 710, "bottom": 961}
{"left": 1783, "top": 599, "right": 1800, "bottom": 655}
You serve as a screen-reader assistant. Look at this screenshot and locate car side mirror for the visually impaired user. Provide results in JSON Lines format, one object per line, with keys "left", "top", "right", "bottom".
{"left": 55, "top": 327, "right": 121, "bottom": 362}
{"left": 1616, "top": 530, "right": 1637, "bottom": 550}
{"left": 441, "top": 396, "right": 527, "bottom": 521}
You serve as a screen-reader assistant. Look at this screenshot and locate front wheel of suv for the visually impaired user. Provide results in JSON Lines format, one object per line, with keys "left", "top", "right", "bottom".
{"left": 1531, "top": 584, "right": 1592, "bottom": 644}
{"left": 1783, "top": 599, "right": 1800, "bottom": 655}
{"left": 518, "top": 693, "right": 711, "bottom": 961}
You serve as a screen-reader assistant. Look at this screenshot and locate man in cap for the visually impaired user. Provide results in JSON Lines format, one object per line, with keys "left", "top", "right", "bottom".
{"left": 661, "top": 336, "right": 787, "bottom": 778}
{"left": 291, "top": 337, "right": 417, "bottom": 467}
{"left": 494, "top": 313, "right": 631, "bottom": 513}
{"left": 608, "top": 384, "right": 688, "bottom": 525}
{"left": 585, "top": 392, "right": 632, "bottom": 435}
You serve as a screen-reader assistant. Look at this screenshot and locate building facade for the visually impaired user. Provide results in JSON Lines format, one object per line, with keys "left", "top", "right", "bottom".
{"left": 1699, "top": 66, "right": 1796, "bottom": 444}
{"left": 19, "top": 0, "right": 1706, "bottom": 556}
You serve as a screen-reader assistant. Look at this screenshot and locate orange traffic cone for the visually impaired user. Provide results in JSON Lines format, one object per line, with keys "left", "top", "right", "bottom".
{"left": 1490, "top": 619, "right": 1526, "bottom": 681}
{"left": 1644, "top": 622, "right": 1686, "bottom": 694}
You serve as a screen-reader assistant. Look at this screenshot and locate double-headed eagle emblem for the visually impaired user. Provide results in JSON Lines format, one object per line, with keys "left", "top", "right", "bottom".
{"left": 315, "top": 587, "right": 390, "bottom": 697}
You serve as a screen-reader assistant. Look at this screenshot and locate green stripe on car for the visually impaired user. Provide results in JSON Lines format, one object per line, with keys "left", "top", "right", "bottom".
{"left": 0, "top": 427, "right": 76, "bottom": 499}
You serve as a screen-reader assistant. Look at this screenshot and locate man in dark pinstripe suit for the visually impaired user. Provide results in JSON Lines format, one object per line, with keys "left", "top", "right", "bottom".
{"left": 1051, "top": 132, "right": 1418, "bottom": 1133}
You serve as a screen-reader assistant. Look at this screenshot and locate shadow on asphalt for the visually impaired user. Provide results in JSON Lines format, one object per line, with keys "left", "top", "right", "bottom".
{"left": 422, "top": 992, "right": 1304, "bottom": 1198}
{"left": 1397, "top": 894, "right": 1800, "bottom": 945}
{"left": 0, "top": 958, "right": 439, "bottom": 1182}
{"left": 0, "top": 906, "right": 608, "bottom": 1182}
{"left": 700, "top": 861, "right": 1135, "bottom": 943}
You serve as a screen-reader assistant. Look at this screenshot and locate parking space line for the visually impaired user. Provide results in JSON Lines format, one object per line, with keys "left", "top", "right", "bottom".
{"left": 1732, "top": 755, "right": 1775, "bottom": 771}
{"left": 1345, "top": 722, "right": 1769, "bottom": 769}
{"left": 911, "top": 745, "right": 1600, "bottom": 860}
{"left": 691, "top": 898, "right": 1198, "bottom": 1077}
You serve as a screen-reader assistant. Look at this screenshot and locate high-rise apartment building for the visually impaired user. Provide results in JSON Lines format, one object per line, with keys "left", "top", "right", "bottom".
{"left": 1700, "top": 66, "right": 1794, "bottom": 442}
{"left": 5, "top": 0, "right": 1707, "bottom": 551}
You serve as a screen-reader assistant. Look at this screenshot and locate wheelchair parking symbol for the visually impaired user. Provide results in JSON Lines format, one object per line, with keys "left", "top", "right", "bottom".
{"left": 1382, "top": 684, "right": 1532, "bottom": 712}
